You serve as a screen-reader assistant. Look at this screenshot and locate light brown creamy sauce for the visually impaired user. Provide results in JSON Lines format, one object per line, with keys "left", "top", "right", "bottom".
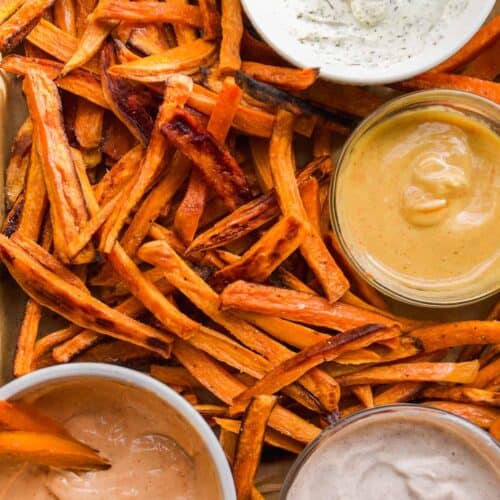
{"left": 337, "top": 108, "right": 499, "bottom": 297}
{"left": 0, "top": 379, "right": 222, "bottom": 500}
{"left": 287, "top": 414, "right": 500, "bottom": 500}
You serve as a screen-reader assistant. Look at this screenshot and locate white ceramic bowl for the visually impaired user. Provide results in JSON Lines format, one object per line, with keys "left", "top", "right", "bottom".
{"left": 0, "top": 363, "right": 236, "bottom": 500}
{"left": 241, "top": 1, "right": 495, "bottom": 85}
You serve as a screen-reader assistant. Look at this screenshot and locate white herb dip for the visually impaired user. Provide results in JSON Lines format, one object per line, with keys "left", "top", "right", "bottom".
{"left": 268, "top": 0, "right": 469, "bottom": 68}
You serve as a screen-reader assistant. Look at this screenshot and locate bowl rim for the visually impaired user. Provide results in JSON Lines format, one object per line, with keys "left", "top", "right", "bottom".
{"left": 329, "top": 88, "right": 500, "bottom": 308}
{"left": 0, "top": 363, "right": 237, "bottom": 500}
{"left": 279, "top": 403, "right": 500, "bottom": 499}
{"left": 240, "top": 0, "right": 496, "bottom": 85}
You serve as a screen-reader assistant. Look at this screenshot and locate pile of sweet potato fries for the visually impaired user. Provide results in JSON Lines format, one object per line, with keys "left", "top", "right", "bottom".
{"left": 0, "top": 1, "right": 498, "bottom": 497}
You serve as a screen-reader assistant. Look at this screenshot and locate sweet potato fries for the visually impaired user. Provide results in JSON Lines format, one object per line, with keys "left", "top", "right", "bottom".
{"left": 0, "top": 2, "right": 498, "bottom": 497}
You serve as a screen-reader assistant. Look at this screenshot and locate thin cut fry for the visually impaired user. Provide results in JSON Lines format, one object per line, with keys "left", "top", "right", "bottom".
{"left": 270, "top": 110, "right": 348, "bottom": 301}
{"left": 0, "top": 431, "right": 110, "bottom": 470}
{"left": 109, "top": 39, "right": 216, "bottom": 82}
{"left": 233, "top": 395, "right": 277, "bottom": 500}
{"left": 412, "top": 321, "right": 500, "bottom": 352}
{"left": 220, "top": 0, "right": 243, "bottom": 74}
{"left": 337, "top": 361, "right": 479, "bottom": 386}
{"left": 421, "top": 387, "right": 499, "bottom": 408}
{"left": 431, "top": 16, "right": 500, "bottom": 73}
{"left": 13, "top": 299, "right": 42, "bottom": 377}
{"left": 221, "top": 281, "right": 398, "bottom": 331}
{"left": 241, "top": 62, "right": 319, "bottom": 91}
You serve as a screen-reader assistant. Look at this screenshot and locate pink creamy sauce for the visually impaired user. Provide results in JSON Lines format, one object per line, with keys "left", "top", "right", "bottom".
{"left": 0, "top": 379, "right": 222, "bottom": 500}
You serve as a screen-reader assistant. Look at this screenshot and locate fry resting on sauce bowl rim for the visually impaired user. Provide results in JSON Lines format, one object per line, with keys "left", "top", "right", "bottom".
{"left": 0, "top": 1, "right": 499, "bottom": 498}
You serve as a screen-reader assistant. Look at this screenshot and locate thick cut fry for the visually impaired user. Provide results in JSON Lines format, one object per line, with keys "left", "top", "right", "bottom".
{"left": 6, "top": 118, "right": 32, "bottom": 208}
{"left": 1, "top": 55, "right": 108, "bottom": 108}
{"left": 352, "top": 385, "right": 374, "bottom": 408}
{"left": 75, "top": 99, "right": 104, "bottom": 149}
{"left": 233, "top": 395, "right": 277, "bottom": 500}
{"left": 139, "top": 240, "right": 341, "bottom": 412}
{"left": 160, "top": 107, "right": 251, "bottom": 210}
{"left": 421, "top": 387, "right": 499, "bottom": 408}
{"left": 13, "top": 299, "right": 42, "bottom": 377}
{"left": 0, "top": 235, "right": 173, "bottom": 358}
{"left": 0, "top": 431, "right": 110, "bottom": 470}
{"left": 24, "top": 70, "right": 92, "bottom": 263}
{"left": 431, "top": 16, "right": 500, "bottom": 73}
{"left": 93, "top": 0, "right": 202, "bottom": 25}
{"left": 221, "top": 281, "right": 397, "bottom": 331}
{"left": 100, "top": 74, "right": 191, "bottom": 252}
{"left": 198, "top": 0, "right": 220, "bottom": 40}
{"left": 241, "top": 62, "right": 318, "bottom": 92}
{"left": 0, "top": 0, "right": 55, "bottom": 52}
{"left": 337, "top": 361, "right": 479, "bottom": 386}
{"left": 53, "top": 0, "right": 77, "bottom": 35}
{"left": 231, "top": 325, "right": 398, "bottom": 412}
{"left": 109, "top": 39, "right": 216, "bottom": 82}
{"left": 423, "top": 401, "right": 500, "bottom": 430}
{"left": 188, "top": 155, "right": 332, "bottom": 253}
{"left": 270, "top": 111, "right": 348, "bottom": 301}
{"left": 469, "top": 358, "right": 500, "bottom": 389}
{"left": 173, "top": 340, "right": 321, "bottom": 443}
{"left": 215, "top": 418, "right": 303, "bottom": 455}
{"left": 220, "top": 0, "right": 243, "bottom": 74}
{"left": 412, "top": 321, "right": 500, "bottom": 352}
{"left": 399, "top": 73, "right": 500, "bottom": 104}
{"left": 212, "top": 216, "right": 304, "bottom": 289}
{"left": 0, "top": 0, "right": 24, "bottom": 24}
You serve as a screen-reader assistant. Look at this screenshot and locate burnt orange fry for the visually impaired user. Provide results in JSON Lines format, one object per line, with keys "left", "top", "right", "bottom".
{"left": 421, "top": 387, "right": 499, "bottom": 408}
{"left": 464, "top": 39, "right": 500, "bottom": 80}
{"left": 108, "top": 39, "right": 216, "bottom": 82}
{"left": 412, "top": 321, "right": 500, "bottom": 352}
{"left": 53, "top": 0, "right": 77, "bottom": 35}
{"left": 233, "top": 395, "right": 277, "bottom": 500}
{"left": 0, "top": 431, "right": 110, "bottom": 470}
{"left": 220, "top": 0, "right": 243, "bottom": 73}
{"left": 423, "top": 401, "right": 500, "bottom": 429}
{"left": 431, "top": 16, "right": 500, "bottom": 73}
{"left": 231, "top": 325, "right": 398, "bottom": 412}
{"left": 398, "top": 72, "right": 500, "bottom": 105}
{"left": 0, "top": 0, "right": 55, "bottom": 52}
{"left": 221, "top": 281, "right": 398, "bottom": 331}
{"left": 241, "top": 62, "right": 318, "bottom": 91}
{"left": 93, "top": 0, "right": 203, "bottom": 26}
{"left": 337, "top": 361, "right": 479, "bottom": 386}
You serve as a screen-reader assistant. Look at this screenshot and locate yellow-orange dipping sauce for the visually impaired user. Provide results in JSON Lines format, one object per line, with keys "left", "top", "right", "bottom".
{"left": 335, "top": 106, "right": 499, "bottom": 304}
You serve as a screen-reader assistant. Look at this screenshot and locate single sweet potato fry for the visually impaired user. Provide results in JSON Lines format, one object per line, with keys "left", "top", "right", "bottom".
{"left": 241, "top": 62, "right": 318, "bottom": 91}
{"left": 108, "top": 39, "right": 216, "bottom": 82}
{"left": 352, "top": 385, "right": 374, "bottom": 408}
{"left": 220, "top": 0, "right": 243, "bottom": 74}
{"left": 422, "top": 387, "right": 499, "bottom": 408}
{"left": 53, "top": 0, "right": 76, "bottom": 35}
{"left": 0, "top": 0, "right": 24, "bottom": 24}
{"left": 233, "top": 395, "right": 277, "bottom": 500}
{"left": 13, "top": 299, "right": 42, "bottom": 377}
{"left": 464, "top": 40, "right": 500, "bottom": 80}
{"left": 0, "top": 431, "right": 110, "bottom": 470}
{"left": 468, "top": 358, "right": 500, "bottom": 389}
{"left": 220, "top": 281, "right": 398, "bottom": 331}
{"left": 198, "top": 0, "right": 220, "bottom": 40}
{"left": 75, "top": 99, "right": 104, "bottom": 149}
{"left": 423, "top": 401, "right": 500, "bottom": 429}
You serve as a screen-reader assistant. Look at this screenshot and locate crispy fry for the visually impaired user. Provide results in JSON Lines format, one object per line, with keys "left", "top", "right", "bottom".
{"left": 423, "top": 401, "right": 500, "bottom": 430}
{"left": 5, "top": 118, "right": 32, "bottom": 208}
{"left": 249, "top": 137, "right": 273, "bottom": 192}
{"left": 75, "top": 99, "right": 104, "bottom": 149}
{"left": 171, "top": 0, "right": 198, "bottom": 45}
{"left": 0, "top": 431, "right": 110, "bottom": 470}
{"left": 0, "top": 235, "right": 173, "bottom": 358}
{"left": 221, "top": 281, "right": 397, "bottom": 331}
{"left": 241, "top": 62, "right": 318, "bottom": 92}
{"left": 231, "top": 325, "right": 398, "bottom": 412}
{"left": 13, "top": 299, "right": 42, "bottom": 377}
{"left": 151, "top": 365, "right": 202, "bottom": 389}
{"left": 0, "top": 0, "right": 55, "bottom": 52}
{"left": 75, "top": 340, "right": 157, "bottom": 364}
{"left": 0, "top": 0, "right": 24, "bottom": 24}
{"left": 160, "top": 106, "right": 251, "bottom": 210}
{"left": 211, "top": 216, "right": 304, "bottom": 289}
{"left": 233, "top": 395, "right": 277, "bottom": 500}
{"left": 100, "top": 74, "right": 192, "bottom": 252}
{"left": 127, "top": 23, "right": 171, "bottom": 55}
{"left": 270, "top": 111, "right": 348, "bottom": 301}
{"left": 299, "top": 177, "right": 321, "bottom": 234}
{"left": 412, "top": 321, "right": 500, "bottom": 352}
{"left": 431, "top": 16, "right": 500, "bottom": 73}
{"left": 398, "top": 72, "right": 500, "bottom": 104}
{"left": 220, "top": 0, "right": 243, "bottom": 74}
{"left": 53, "top": 0, "right": 76, "bottom": 35}
{"left": 337, "top": 361, "right": 479, "bottom": 386}
{"left": 34, "top": 325, "right": 81, "bottom": 360}
{"left": 109, "top": 39, "right": 216, "bottom": 82}
{"left": 198, "top": 0, "right": 220, "bottom": 40}
{"left": 421, "top": 387, "right": 499, "bottom": 408}
{"left": 173, "top": 340, "right": 321, "bottom": 443}
{"left": 469, "top": 358, "right": 500, "bottom": 389}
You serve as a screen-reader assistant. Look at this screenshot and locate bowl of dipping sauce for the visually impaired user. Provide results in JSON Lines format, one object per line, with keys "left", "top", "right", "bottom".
{"left": 330, "top": 89, "right": 499, "bottom": 307}
{"left": 0, "top": 363, "right": 236, "bottom": 499}
{"left": 280, "top": 404, "right": 500, "bottom": 500}
{"left": 241, "top": 1, "right": 495, "bottom": 85}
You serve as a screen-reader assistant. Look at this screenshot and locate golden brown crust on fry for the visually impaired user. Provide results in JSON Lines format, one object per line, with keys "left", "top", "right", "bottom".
{"left": 241, "top": 62, "right": 319, "bottom": 91}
